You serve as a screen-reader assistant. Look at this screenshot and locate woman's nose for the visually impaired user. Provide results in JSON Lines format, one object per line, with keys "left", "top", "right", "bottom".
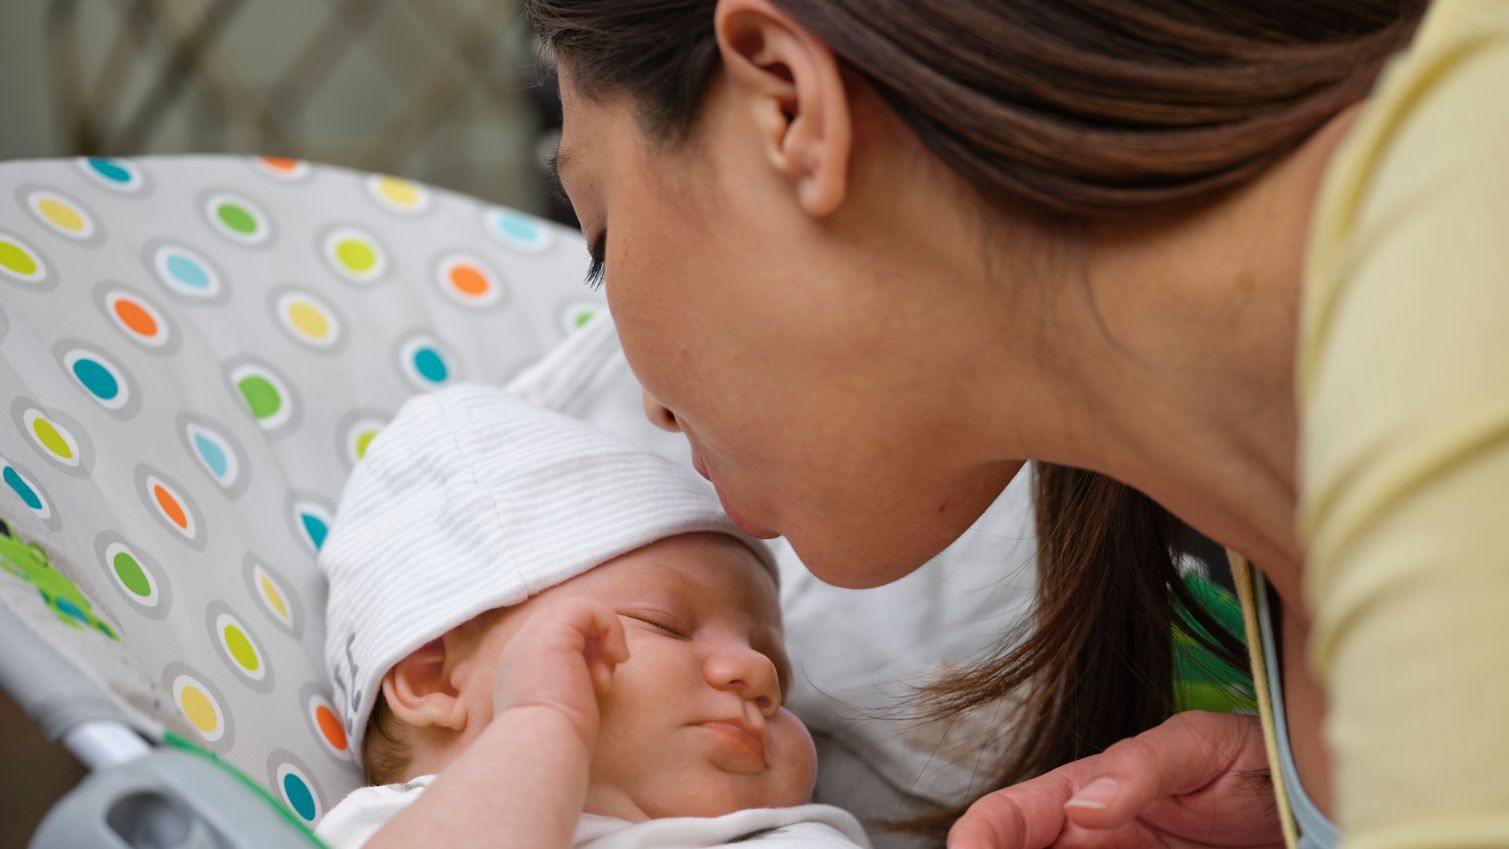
{"left": 642, "top": 390, "right": 680, "bottom": 433}
{"left": 706, "top": 649, "right": 781, "bottom": 716}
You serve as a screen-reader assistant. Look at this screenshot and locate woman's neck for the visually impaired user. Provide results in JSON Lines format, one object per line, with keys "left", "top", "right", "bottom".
{"left": 1024, "top": 105, "right": 1364, "bottom": 613}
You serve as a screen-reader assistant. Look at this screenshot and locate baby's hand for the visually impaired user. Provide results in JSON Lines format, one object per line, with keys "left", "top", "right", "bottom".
{"left": 490, "top": 597, "right": 629, "bottom": 749}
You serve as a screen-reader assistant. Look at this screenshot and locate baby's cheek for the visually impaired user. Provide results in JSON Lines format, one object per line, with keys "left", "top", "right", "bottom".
{"left": 774, "top": 711, "right": 820, "bottom": 804}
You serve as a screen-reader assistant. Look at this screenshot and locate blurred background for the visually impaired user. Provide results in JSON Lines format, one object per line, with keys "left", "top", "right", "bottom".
{"left": 0, "top": 0, "right": 574, "bottom": 221}
{"left": 0, "top": 1, "right": 568, "bottom": 843}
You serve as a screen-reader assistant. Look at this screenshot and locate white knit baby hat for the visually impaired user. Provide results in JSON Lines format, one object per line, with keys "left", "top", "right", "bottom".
{"left": 318, "top": 382, "right": 773, "bottom": 759}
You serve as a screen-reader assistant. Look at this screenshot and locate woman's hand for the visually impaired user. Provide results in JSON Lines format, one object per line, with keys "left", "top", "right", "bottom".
{"left": 949, "top": 711, "right": 1283, "bottom": 849}
{"left": 490, "top": 597, "right": 630, "bottom": 750}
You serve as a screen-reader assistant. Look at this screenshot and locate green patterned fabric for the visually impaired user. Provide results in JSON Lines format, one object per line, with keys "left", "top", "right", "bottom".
{"left": 1174, "top": 571, "right": 1256, "bottom": 714}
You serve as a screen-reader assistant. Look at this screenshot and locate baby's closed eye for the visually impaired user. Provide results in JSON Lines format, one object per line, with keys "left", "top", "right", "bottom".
{"left": 619, "top": 610, "right": 688, "bottom": 638}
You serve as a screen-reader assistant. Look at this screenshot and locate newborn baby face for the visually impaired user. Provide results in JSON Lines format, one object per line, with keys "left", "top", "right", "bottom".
{"left": 467, "top": 532, "right": 816, "bottom": 820}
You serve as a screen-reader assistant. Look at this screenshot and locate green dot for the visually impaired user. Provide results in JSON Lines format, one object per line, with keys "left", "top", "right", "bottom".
{"left": 336, "top": 240, "right": 376, "bottom": 273}
{"left": 31, "top": 418, "right": 73, "bottom": 459}
{"left": 216, "top": 203, "right": 258, "bottom": 235}
{"left": 224, "top": 624, "right": 260, "bottom": 671}
{"left": 113, "top": 552, "right": 151, "bottom": 597}
{"left": 237, "top": 375, "right": 282, "bottom": 419}
{"left": 572, "top": 309, "right": 596, "bottom": 329}
{"left": 0, "top": 240, "right": 39, "bottom": 277}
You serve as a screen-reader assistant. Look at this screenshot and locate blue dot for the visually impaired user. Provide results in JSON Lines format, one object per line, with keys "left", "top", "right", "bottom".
{"left": 413, "top": 348, "right": 448, "bottom": 383}
{"left": 193, "top": 433, "right": 229, "bottom": 479}
{"left": 3, "top": 466, "right": 42, "bottom": 510}
{"left": 282, "top": 772, "right": 317, "bottom": 821}
{"left": 165, "top": 253, "right": 210, "bottom": 289}
{"left": 87, "top": 157, "right": 132, "bottom": 183}
{"left": 71, "top": 358, "right": 120, "bottom": 400}
{"left": 300, "top": 513, "right": 328, "bottom": 550}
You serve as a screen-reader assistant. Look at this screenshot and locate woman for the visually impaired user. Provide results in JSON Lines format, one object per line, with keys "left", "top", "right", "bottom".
{"left": 526, "top": 1, "right": 1509, "bottom": 847}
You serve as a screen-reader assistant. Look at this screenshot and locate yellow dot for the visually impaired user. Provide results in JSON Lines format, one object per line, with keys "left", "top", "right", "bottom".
{"left": 0, "top": 240, "right": 39, "bottom": 277}
{"left": 354, "top": 429, "right": 378, "bottom": 459}
{"left": 287, "top": 301, "right": 330, "bottom": 339}
{"left": 336, "top": 240, "right": 376, "bottom": 273}
{"left": 180, "top": 685, "right": 218, "bottom": 733}
{"left": 224, "top": 624, "right": 260, "bottom": 672}
{"left": 32, "top": 418, "right": 73, "bottom": 460}
{"left": 260, "top": 575, "right": 289, "bottom": 621}
{"left": 38, "top": 198, "right": 85, "bottom": 233}
{"left": 376, "top": 176, "right": 422, "bottom": 207}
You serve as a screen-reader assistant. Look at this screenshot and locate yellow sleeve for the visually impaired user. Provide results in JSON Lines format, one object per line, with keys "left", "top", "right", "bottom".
{"left": 1298, "top": 8, "right": 1509, "bottom": 849}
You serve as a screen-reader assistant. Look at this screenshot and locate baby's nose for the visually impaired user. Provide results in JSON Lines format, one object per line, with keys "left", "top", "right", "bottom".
{"left": 708, "top": 650, "right": 781, "bottom": 715}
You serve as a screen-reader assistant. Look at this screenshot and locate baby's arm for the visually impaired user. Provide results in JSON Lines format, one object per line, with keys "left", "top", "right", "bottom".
{"left": 363, "top": 599, "right": 629, "bottom": 849}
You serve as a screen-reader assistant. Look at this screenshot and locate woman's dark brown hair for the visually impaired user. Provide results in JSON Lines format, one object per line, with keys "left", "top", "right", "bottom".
{"left": 526, "top": 0, "right": 1426, "bottom": 834}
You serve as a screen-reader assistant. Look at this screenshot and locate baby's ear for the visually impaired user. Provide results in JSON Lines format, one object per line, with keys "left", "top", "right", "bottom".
{"left": 382, "top": 637, "right": 468, "bottom": 731}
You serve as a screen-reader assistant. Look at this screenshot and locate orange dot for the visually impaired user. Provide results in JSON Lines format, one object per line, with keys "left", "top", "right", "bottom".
{"left": 448, "top": 264, "right": 489, "bottom": 297}
{"left": 260, "top": 156, "right": 301, "bottom": 172}
{"left": 114, "top": 299, "right": 158, "bottom": 336}
{"left": 153, "top": 485, "right": 188, "bottom": 529}
{"left": 315, "top": 705, "right": 348, "bottom": 751}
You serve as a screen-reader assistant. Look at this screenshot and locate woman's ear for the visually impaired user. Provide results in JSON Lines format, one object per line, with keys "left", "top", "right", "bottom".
{"left": 381, "top": 636, "right": 469, "bottom": 732}
{"left": 714, "top": 0, "right": 851, "bottom": 218}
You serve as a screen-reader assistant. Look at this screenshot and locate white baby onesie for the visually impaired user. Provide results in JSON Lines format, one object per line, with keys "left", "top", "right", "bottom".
{"left": 315, "top": 775, "right": 873, "bottom": 849}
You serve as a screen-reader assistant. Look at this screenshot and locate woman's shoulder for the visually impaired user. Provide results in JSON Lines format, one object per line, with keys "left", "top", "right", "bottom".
{"left": 1298, "top": 0, "right": 1509, "bottom": 518}
{"left": 1302, "top": 0, "right": 1509, "bottom": 321}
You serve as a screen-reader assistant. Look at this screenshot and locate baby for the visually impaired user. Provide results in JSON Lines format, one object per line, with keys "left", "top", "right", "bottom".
{"left": 315, "top": 384, "right": 869, "bottom": 849}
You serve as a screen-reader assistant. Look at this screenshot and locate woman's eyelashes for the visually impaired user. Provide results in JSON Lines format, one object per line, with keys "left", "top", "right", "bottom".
{"left": 584, "top": 233, "right": 607, "bottom": 290}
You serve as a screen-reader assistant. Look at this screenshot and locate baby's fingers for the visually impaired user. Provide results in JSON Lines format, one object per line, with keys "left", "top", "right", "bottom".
{"left": 586, "top": 616, "right": 628, "bottom": 698}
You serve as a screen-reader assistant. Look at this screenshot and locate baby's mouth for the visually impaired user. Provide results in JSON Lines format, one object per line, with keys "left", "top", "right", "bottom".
{"left": 695, "top": 720, "right": 767, "bottom": 770}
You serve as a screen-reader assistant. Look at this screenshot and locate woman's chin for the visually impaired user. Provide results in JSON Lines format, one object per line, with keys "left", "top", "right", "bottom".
{"left": 788, "top": 530, "right": 930, "bottom": 589}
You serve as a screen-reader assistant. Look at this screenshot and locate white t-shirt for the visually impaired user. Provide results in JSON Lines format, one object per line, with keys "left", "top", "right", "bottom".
{"left": 315, "top": 776, "right": 873, "bottom": 849}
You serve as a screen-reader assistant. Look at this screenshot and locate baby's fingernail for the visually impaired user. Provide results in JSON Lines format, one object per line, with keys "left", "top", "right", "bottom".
{"left": 1065, "top": 777, "right": 1119, "bottom": 810}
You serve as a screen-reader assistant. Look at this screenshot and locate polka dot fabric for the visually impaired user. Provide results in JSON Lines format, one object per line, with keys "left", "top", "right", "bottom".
{"left": 0, "top": 156, "right": 601, "bottom": 825}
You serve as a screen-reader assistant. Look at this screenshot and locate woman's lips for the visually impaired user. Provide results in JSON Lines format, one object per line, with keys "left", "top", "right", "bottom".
{"left": 719, "top": 497, "right": 780, "bottom": 540}
{"left": 690, "top": 449, "right": 779, "bottom": 539}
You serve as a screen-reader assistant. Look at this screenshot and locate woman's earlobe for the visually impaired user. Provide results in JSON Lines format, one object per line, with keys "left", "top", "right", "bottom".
{"left": 714, "top": 0, "right": 852, "bottom": 218}
{"left": 382, "top": 638, "right": 469, "bottom": 731}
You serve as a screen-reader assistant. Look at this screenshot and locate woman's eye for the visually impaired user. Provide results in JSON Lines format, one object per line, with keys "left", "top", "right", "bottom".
{"left": 583, "top": 233, "right": 606, "bottom": 291}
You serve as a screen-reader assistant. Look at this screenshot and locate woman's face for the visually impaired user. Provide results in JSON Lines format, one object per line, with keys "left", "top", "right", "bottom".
{"left": 553, "top": 56, "right": 1027, "bottom": 589}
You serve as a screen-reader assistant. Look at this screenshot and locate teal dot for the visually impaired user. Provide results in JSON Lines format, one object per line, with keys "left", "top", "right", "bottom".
{"left": 192, "top": 433, "right": 229, "bottom": 479}
{"left": 87, "top": 158, "right": 131, "bottom": 183}
{"left": 300, "top": 512, "right": 328, "bottom": 550}
{"left": 54, "top": 595, "right": 88, "bottom": 626}
{"left": 71, "top": 358, "right": 120, "bottom": 400}
{"left": 3, "top": 466, "right": 42, "bottom": 510}
{"left": 166, "top": 253, "right": 210, "bottom": 289}
{"left": 498, "top": 215, "right": 536, "bottom": 240}
{"left": 491, "top": 210, "right": 547, "bottom": 247}
{"left": 413, "top": 348, "right": 448, "bottom": 383}
{"left": 282, "top": 772, "right": 316, "bottom": 821}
